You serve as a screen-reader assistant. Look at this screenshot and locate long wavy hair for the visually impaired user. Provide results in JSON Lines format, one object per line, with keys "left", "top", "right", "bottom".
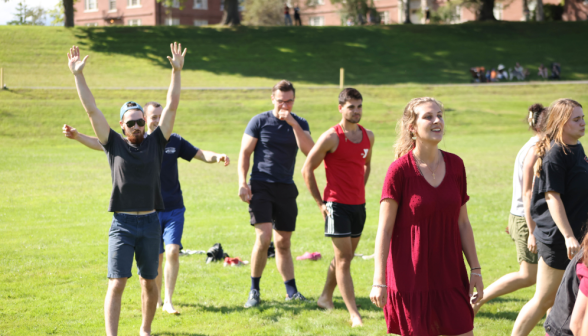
{"left": 394, "top": 97, "right": 444, "bottom": 160}
{"left": 534, "top": 98, "right": 583, "bottom": 177}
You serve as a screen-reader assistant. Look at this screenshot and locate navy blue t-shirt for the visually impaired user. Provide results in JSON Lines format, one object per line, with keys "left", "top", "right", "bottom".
{"left": 159, "top": 133, "right": 199, "bottom": 211}
{"left": 245, "top": 111, "right": 310, "bottom": 184}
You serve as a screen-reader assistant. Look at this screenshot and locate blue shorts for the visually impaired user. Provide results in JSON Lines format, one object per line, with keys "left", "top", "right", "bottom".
{"left": 158, "top": 207, "right": 186, "bottom": 254}
{"left": 108, "top": 212, "right": 160, "bottom": 280}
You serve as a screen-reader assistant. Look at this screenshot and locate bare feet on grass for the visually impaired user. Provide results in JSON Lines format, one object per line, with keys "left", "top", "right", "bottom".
{"left": 157, "top": 300, "right": 163, "bottom": 309}
{"left": 139, "top": 328, "right": 152, "bottom": 336}
{"left": 351, "top": 315, "right": 363, "bottom": 327}
{"left": 162, "top": 302, "right": 179, "bottom": 315}
{"left": 317, "top": 295, "right": 335, "bottom": 310}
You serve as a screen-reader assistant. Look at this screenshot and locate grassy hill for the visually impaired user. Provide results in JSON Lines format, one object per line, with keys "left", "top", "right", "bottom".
{"left": 1, "top": 22, "right": 588, "bottom": 88}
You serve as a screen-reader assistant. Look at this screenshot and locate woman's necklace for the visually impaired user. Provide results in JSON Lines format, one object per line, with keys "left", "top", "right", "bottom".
{"left": 413, "top": 150, "right": 441, "bottom": 180}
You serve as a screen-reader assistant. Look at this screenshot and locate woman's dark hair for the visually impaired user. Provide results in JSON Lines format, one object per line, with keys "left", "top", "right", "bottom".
{"left": 529, "top": 103, "right": 548, "bottom": 133}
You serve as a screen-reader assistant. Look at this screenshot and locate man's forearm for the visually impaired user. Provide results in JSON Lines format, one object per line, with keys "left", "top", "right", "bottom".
{"left": 166, "top": 70, "right": 181, "bottom": 113}
{"left": 364, "top": 164, "right": 371, "bottom": 185}
{"left": 199, "top": 150, "right": 220, "bottom": 163}
{"left": 76, "top": 133, "right": 103, "bottom": 151}
{"left": 302, "top": 169, "right": 324, "bottom": 207}
{"left": 238, "top": 152, "right": 250, "bottom": 185}
{"left": 74, "top": 74, "right": 99, "bottom": 115}
{"left": 292, "top": 124, "right": 314, "bottom": 156}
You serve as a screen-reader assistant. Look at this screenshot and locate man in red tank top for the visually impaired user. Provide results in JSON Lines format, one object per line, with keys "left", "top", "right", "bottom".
{"left": 302, "top": 88, "right": 375, "bottom": 328}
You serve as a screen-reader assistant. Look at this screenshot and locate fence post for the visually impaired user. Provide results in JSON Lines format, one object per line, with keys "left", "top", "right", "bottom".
{"left": 340, "top": 68, "right": 344, "bottom": 89}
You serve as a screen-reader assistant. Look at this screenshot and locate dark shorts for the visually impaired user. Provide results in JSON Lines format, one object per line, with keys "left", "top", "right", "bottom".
{"left": 324, "top": 201, "right": 366, "bottom": 238}
{"left": 249, "top": 180, "right": 298, "bottom": 232}
{"left": 108, "top": 212, "right": 160, "bottom": 279}
{"left": 158, "top": 207, "right": 186, "bottom": 254}
{"left": 537, "top": 240, "right": 570, "bottom": 271}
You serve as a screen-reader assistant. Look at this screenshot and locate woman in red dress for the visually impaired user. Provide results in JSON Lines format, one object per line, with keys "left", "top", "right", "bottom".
{"left": 370, "top": 97, "right": 484, "bottom": 335}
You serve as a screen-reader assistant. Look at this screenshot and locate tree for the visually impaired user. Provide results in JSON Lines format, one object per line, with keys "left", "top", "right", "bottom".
{"left": 536, "top": 0, "right": 544, "bottom": 21}
{"left": 47, "top": 2, "right": 65, "bottom": 26}
{"left": 478, "top": 0, "right": 497, "bottom": 20}
{"left": 7, "top": 1, "right": 46, "bottom": 25}
{"left": 243, "top": 0, "right": 283, "bottom": 26}
{"left": 222, "top": 0, "right": 241, "bottom": 26}
{"left": 327, "top": 0, "right": 378, "bottom": 25}
{"left": 63, "top": 0, "right": 74, "bottom": 27}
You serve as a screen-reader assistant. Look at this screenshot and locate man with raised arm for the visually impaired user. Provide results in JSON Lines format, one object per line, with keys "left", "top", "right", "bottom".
{"left": 301, "top": 88, "right": 374, "bottom": 327}
{"left": 67, "top": 43, "right": 186, "bottom": 336}
{"left": 238, "top": 80, "right": 314, "bottom": 308}
{"left": 61, "top": 101, "right": 229, "bottom": 316}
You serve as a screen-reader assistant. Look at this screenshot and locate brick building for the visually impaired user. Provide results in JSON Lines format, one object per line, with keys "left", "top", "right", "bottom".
{"left": 297, "top": 0, "right": 583, "bottom": 25}
{"left": 74, "top": 0, "right": 228, "bottom": 27}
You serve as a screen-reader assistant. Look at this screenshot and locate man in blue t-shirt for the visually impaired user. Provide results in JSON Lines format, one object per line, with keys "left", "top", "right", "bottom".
{"left": 62, "top": 102, "right": 229, "bottom": 315}
{"left": 238, "top": 80, "right": 314, "bottom": 308}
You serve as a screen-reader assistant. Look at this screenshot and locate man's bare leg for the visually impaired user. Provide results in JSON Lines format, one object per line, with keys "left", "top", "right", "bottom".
{"left": 139, "top": 277, "right": 158, "bottom": 336}
{"left": 251, "top": 223, "right": 273, "bottom": 278}
{"left": 162, "top": 244, "right": 180, "bottom": 314}
{"left": 317, "top": 237, "right": 361, "bottom": 311}
{"left": 274, "top": 230, "right": 295, "bottom": 282}
{"left": 105, "top": 277, "right": 127, "bottom": 336}
{"left": 155, "top": 253, "right": 163, "bottom": 308}
{"left": 332, "top": 237, "right": 363, "bottom": 327}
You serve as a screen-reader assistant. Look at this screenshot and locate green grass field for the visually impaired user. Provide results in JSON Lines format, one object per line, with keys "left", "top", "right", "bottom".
{"left": 1, "top": 22, "right": 588, "bottom": 88}
{"left": 2, "top": 22, "right": 588, "bottom": 335}
{"left": 2, "top": 82, "right": 588, "bottom": 335}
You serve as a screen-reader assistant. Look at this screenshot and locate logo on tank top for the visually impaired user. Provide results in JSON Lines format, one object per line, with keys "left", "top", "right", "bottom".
{"left": 165, "top": 147, "right": 176, "bottom": 154}
{"left": 361, "top": 149, "right": 369, "bottom": 158}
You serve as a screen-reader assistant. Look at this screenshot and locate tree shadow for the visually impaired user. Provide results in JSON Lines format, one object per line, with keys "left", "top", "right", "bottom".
{"left": 72, "top": 21, "right": 588, "bottom": 86}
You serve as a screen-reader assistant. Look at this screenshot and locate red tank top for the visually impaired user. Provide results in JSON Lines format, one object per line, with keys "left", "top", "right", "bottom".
{"left": 323, "top": 124, "right": 370, "bottom": 205}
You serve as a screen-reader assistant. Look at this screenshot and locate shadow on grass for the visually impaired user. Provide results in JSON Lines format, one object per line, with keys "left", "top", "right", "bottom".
{"left": 72, "top": 22, "right": 588, "bottom": 86}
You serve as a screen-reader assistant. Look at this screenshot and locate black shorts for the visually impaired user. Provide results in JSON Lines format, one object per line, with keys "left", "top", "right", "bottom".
{"left": 249, "top": 180, "right": 298, "bottom": 232}
{"left": 537, "top": 240, "right": 570, "bottom": 270}
{"left": 324, "top": 201, "right": 366, "bottom": 238}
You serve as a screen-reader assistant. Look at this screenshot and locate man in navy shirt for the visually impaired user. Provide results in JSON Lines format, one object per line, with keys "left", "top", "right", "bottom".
{"left": 63, "top": 102, "right": 229, "bottom": 315}
{"left": 238, "top": 80, "right": 314, "bottom": 308}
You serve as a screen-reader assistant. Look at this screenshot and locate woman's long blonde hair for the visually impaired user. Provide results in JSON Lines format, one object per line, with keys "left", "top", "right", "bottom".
{"left": 394, "top": 97, "right": 444, "bottom": 160}
{"left": 534, "top": 98, "right": 583, "bottom": 177}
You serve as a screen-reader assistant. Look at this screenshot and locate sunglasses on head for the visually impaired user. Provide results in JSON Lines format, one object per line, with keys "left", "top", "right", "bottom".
{"left": 125, "top": 119, "right": 145, "bottom": 128}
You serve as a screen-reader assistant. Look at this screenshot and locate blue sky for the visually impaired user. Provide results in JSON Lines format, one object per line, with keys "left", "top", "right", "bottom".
{"left": 0, "top": 0, "right": 62, "bottom": 25}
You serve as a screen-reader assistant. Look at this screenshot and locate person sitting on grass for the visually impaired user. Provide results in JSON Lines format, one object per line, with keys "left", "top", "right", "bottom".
{"left": 538, "top": 64, "right": 549, "bottom": 79}
{"left": 550, "top": 62, "right": 562, "bottom": 80}
{"left": 62, "top": 101, "right": 229, "bottom": 316}
{"left": 66, "top": 42, "right": 185, "bottom": 336}
{"left": 471, "top": 103, "right": 548, "bottom": 315}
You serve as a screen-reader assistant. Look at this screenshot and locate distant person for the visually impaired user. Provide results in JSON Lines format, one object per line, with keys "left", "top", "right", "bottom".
{"left": 294, "top": 6, "right": 302, "bottom": 26}
{"left": 513, "top": 62, "right": 528, "bottom": 80}
{"left": 472, "top": 103, "right": 548, "bottom": 315}
{"left": 424, "top": 7, "right": 431, "bottom": 24}
{"left": 62, "top": 101, "right": 230, "bottom": 316}
{"left": 284, "top": 5, "right": 292, "bottom": 26}
{"left": 538, "top": 64, "right": 549, "bottom": 79}
{"left": 490, "top": 68, "right": 498, "bottom": 82}
{"left": 497, "top": 64, "right": 509, "bottom": 80}
{"left": 238, "top": 80, "right": 314, "bottom": 308}
{"left": 512, "top": 99, "right": 588, "bottom": 336}
{"left": 550, "top": 62, "right": 561, "bottom": 80}
{"left": 302, "top": 88, "right": 375, "bottom": 328}
{"left": 66, "top": 42, "right": 186, "bottom": 336}
{"left": 370, "top": 97, "right": 483, "bottom": 336}
{"left": 346, "top": 18, "right": 354, "bottom": 26}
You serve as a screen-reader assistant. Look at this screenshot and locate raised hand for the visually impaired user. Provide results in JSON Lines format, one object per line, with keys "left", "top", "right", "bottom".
{"left": 67, "top": 46, "right": 89, "bottom": 75}
{"left": 62, "top": 124, "right": 79, "bottom": 140}
{"left": 167, "top": 42, "right": 187, "bottom": 72}
{"left": 217, "top": 154, "right": 230, "bottom": 166}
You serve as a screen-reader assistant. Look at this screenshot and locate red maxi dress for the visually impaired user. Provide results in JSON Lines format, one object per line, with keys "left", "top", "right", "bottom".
{"left": 381, "top": 150, "right": 474, "bottom": 336}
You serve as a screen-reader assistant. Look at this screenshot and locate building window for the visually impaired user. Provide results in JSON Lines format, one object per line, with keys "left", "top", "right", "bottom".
{"left": 127, "top": 0, "right": 141, "bottom": 8}
{"left": 493, "top": 3, "right": 503, "bottom": 20}
{"left": 309, "top": 16, "right": 324, "bottom": 26}
{"left": 109, "top": 0, "right": 116, "bottom": 11}
{"left": 86, "top": 22, "right": 99, "bottom": 26}
{"left": 172, "top": 0, "right": 180, "bottom": 7}
{"left": 194, "top": 19, "right": 208, "bottom": 26}
{"left": 128, "top": 19, "right": 142, "bottom": 26}
{"left": 85, "top": 0, "right": 97, "bottom": 11}
{"left": 165, "top": 18, "right": 180, "bottom": 25}
{"left": 194, "top": 0, "right": 208, "bottom": 10}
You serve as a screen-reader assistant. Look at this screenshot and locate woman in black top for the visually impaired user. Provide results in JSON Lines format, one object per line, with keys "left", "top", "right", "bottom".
{"left": 513, "top": 98, "right": 587, "bottom": 335}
